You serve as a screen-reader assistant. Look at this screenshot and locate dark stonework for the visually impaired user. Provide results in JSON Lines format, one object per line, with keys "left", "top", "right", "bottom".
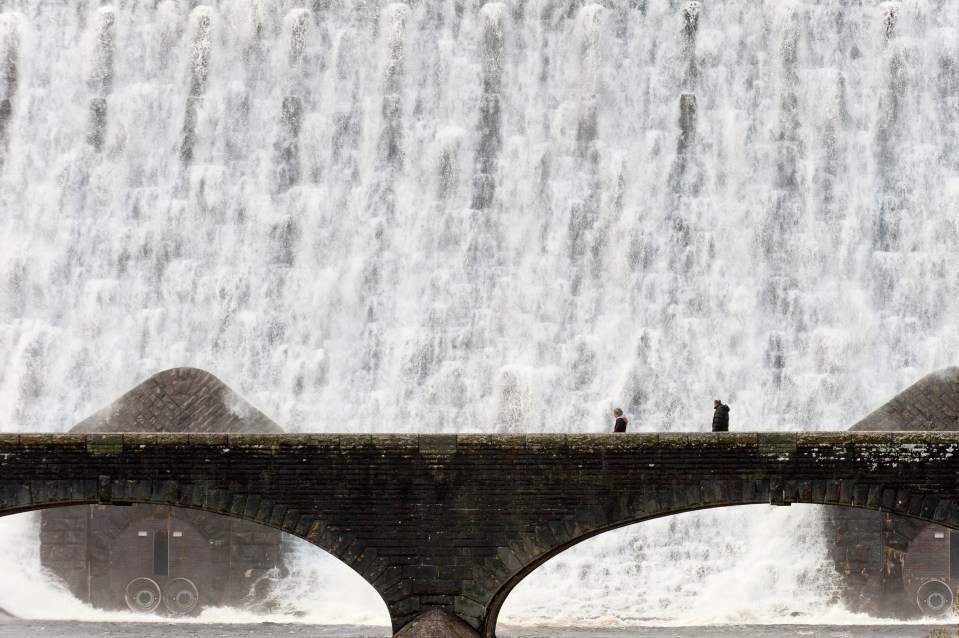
{"left": 851, "top": 367, "right": 959, "bottom": 432}
{"left": 6, "top": 430, "right": 959, "bottom": 636}
{"left": 72, "top": 367, "right": 282, "bottom": 434}
{"left": 826, "top": 367, "right": 959, "bottom": 617}
{"left": 15, "top": 366, "right": 959, "bottom": 634}
{"left": 40, "top": 368, "right": 285, "bottom": 612}
{"left": 40, "top": 503, "right": 286, "bottom": 609}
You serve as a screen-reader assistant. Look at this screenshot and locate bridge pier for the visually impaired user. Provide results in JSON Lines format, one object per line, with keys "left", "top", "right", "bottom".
{"left": 394, "top": 609, "right": 479, "bottom": 638}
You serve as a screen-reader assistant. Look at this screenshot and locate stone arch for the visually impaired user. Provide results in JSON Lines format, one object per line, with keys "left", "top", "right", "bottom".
{"left": 7, "top": 489, "right": 393, "bottom": 623}
{"left": 8, "top": 423, "right": 959, "bottom": 636}
{"left": 24, "top": 367, "right": 393, "bottom": 624}
{"left": 477, "top": 485, "right": 959, "bottom": 638}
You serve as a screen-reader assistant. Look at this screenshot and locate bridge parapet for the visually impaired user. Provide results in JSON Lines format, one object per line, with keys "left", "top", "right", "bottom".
{"left": 2, "top": 431, "right": 959, "bottom": 636}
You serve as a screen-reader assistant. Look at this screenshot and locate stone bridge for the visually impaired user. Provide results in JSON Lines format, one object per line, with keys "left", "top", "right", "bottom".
{"left": 3, "top": 431, "right": 959, "bottom": 636}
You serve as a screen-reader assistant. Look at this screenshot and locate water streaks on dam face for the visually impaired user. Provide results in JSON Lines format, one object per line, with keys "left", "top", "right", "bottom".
{"left": 0, "top": 0, "right": 958, "bottom": 625}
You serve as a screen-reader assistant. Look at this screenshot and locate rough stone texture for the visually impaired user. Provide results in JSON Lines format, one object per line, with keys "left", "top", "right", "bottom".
{"left": 826, "top": 367, "right": 959, "bottom": 616}
{"left": 4, "top": 431, "right": 959, "bottom": 636}
{"left": 39, "top": 505, "right": 87, "bottom": 599}
{"left": 40, "top": 368, "right": 285, "bottom": 609}
{"left": 852, "top": 367, "right": 959, "bottom": 431}
{"left": 40, "top": 503, "right": 285, "bottom": 609}
{"left": 393, "top": 609, "right": 479, "bottom": 638}
{"left": 72, "top": 367, "right": 282, "bottom": 434}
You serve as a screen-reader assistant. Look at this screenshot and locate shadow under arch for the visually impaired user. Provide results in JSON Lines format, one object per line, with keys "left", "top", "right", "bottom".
{"left": 484, "top": 501, "right": 959, "bottom": 637}
{"left": 33, "top": 501, "right": 391, "bottom": 624}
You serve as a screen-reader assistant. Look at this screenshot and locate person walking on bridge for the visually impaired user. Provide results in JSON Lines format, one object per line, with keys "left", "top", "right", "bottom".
{"left": 612, "top": 407, "right": 629, "bottom": 432}
{"left": 712, "top": 398, "right": 730, "bottom": 432}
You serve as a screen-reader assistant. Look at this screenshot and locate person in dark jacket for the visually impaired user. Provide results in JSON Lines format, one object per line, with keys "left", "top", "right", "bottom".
{"left": 712, "top": 399, "right": 730, "bottom": 432}
{"left": 613, "top": 407, "right": 628, "bottom": 432}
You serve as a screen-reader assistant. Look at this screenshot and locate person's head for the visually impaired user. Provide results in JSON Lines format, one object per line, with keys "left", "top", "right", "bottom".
{"left": 713, "top": 398, "right": 721, "bottom": 408}
{"left": 613, "top": 407, "right": 623, "bottom": 417}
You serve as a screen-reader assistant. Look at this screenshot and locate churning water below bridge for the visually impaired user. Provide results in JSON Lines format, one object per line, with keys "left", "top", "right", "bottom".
{"left": 0, "top": 620, "right": 949, "bottom": 638}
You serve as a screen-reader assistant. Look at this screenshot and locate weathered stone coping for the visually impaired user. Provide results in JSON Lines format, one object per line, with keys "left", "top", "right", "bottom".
{"left": 4, "top": 430, "right": 959, "bottom": 449}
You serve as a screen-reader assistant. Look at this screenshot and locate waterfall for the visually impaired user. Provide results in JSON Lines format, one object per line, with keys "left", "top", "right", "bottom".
{"left": 0, "top": 0, "right": 958, "bottom": 626}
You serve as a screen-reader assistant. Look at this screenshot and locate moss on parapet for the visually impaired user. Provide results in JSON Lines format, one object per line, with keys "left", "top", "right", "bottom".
{"left": 10, "top": 431, "right": 959, "bottom": 458}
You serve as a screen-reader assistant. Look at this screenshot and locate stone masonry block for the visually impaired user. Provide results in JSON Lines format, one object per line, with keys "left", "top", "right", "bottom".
{"left": 495, "top": 547, "right": 522, "bottom": 574}
{"left": 454, "top": 595, "right": 486, "bottom": 622}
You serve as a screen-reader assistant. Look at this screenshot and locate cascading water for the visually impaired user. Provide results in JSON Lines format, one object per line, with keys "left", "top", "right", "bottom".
{"left": 0, "top": 0, "right": 958, "bottom": 627}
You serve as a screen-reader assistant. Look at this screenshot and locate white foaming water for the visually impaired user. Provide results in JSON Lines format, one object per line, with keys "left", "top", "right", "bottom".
{"left": 0, "top": 0, "right": 958, "bottom": 628}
